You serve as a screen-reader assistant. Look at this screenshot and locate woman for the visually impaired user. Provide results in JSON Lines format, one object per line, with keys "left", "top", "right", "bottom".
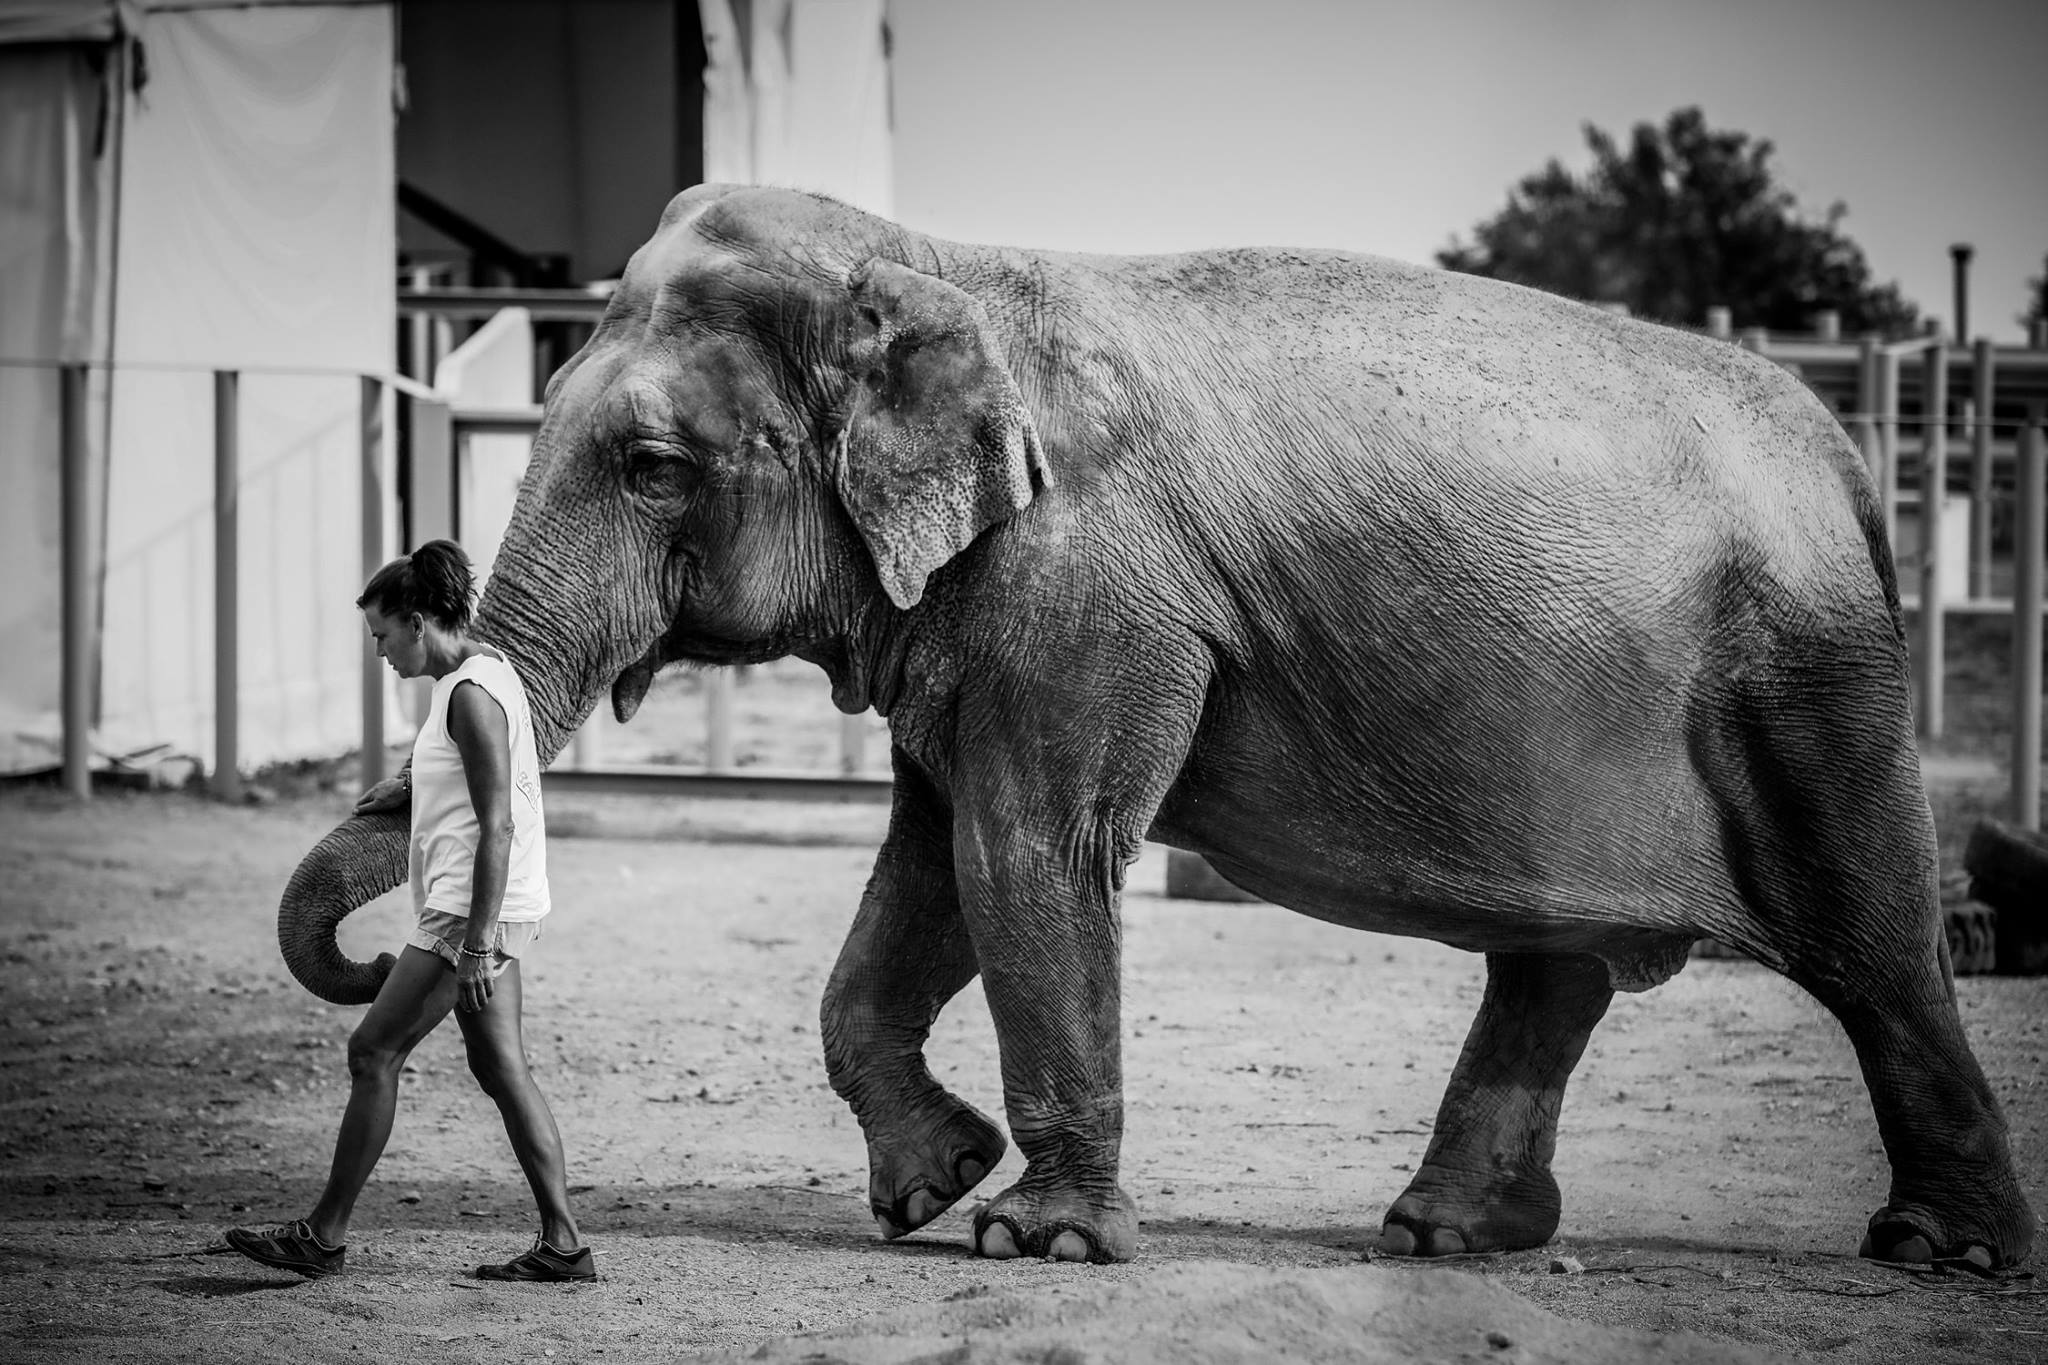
{"left": 226, "top": 540, "right": 593, "bottom": 1282}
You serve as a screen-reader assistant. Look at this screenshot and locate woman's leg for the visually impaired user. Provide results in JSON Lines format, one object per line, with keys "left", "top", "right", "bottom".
{"left": 457, "top": 961, "right": 582, "bottom": 1250}
{"left": 305, "top": 946, "right": 458, "bottom": 1245}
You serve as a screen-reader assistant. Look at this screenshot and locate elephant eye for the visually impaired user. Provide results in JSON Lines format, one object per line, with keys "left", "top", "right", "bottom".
{"left": 624, "top": 441, "right": 695, "bottom": 501}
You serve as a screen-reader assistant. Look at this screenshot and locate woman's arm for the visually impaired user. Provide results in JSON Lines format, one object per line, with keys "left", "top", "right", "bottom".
{"left": 448, "top": 679, "right": 514, "bottom": 1013}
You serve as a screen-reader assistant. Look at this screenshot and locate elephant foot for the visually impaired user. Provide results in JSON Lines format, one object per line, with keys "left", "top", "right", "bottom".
{"left": 867, "top": 1099, "right": 1007, "bottom": 1240}
{"left": 1380, "top": 1166, "right": 1561, "bottom": 1258}
{"left": 1858, "top": 1198, "right": 2031, "bottom": 1273}
{"left": 972, "top": 1180, "right": 1138, "bottom": 1264}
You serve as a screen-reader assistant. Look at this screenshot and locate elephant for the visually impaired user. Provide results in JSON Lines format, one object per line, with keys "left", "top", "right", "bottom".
{"left": 280, "top": 184, "right": 2034, "bottom": 1271}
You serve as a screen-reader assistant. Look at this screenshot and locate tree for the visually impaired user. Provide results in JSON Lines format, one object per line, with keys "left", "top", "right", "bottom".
{"left": 2022, "top": 253, "right": 2048, "bottom": 335}
{"left": 1438, "top": 107, "right": 1919, "bottom": 336}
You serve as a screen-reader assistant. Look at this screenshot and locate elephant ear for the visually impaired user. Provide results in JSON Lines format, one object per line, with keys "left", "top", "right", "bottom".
{"left": 834, "top": 258, "right": 1050, "bottom": 609}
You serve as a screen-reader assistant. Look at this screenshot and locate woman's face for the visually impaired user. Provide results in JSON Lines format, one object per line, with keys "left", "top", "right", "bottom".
{"left": 363, "top": 605, "right": 428, "bottom": 679}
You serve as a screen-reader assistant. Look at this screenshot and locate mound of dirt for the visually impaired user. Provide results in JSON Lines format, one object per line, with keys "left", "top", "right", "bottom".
{"left": 694, "top": 1261, "right": 1794, "bottom": 1364}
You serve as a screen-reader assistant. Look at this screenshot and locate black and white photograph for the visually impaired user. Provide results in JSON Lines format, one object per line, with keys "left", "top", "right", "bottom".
{"left": 2, "top": 0, "right": 2044, "bottom": 1359}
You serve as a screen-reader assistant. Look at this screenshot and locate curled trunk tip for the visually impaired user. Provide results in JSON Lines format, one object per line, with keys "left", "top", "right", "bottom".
{"left": 278, "top": 808, "right": 409, "bottom": 1005}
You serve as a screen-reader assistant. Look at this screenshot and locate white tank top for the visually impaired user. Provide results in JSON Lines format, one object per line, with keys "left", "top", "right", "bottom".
{"left": 409, "top": 651, "right": 550, "bottom": 922}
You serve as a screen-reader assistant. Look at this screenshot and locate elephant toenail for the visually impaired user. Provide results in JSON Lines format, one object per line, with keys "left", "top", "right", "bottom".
{"left": 1890, "top": 1235, "right": 1933, "bottom": 1263}
{"left": 1379, "top": 1224, "right": 1420, "bottom": 1257}
{"left": 873, "top": 1213, "right": 906, "bottom": 1241}
{"left": 978, "top": 1222, "right": 1021, "bottom": 1259}
{"left": 904, "top": 1190, "right": 942, "bottom": 1226}
{"left": 1047, "top": 1231, "right": 1090, "bottom": 1262}
{"left": 1425, "top": 1227, "right": 1469, "bottom": 1257}
{"left": 1959, "top": 1245, "right": 1994, "bottom": 1274}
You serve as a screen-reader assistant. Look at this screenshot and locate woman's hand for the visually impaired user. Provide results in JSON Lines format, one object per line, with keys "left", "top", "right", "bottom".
{"left": 353, "top": 775, "right": 409, "bottom": 814}
{"left": 455, "top": 951, "right": 494, "bottom": 1014}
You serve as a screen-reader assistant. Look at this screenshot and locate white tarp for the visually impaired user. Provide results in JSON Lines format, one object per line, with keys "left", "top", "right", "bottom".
{"left": 0, "top": 1, "right": 395, "bottom": 773}
{"left": 700, "top": 0, "right": 893, "bottom": 216}
{"left": 0, "top": 42, "right": 115, "bottom": 773}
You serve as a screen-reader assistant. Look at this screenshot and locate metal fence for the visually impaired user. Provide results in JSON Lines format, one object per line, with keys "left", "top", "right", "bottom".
{"left": 36, "top": 308, "right": 2048, "bottom": 827}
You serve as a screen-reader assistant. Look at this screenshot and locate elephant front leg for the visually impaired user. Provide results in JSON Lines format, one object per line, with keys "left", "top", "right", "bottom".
{"left": 822, "top": 755, "right": 1007, "bottom": 1241}
{"left": 1383, "top": 951, "right": 1613, "bottom": 1257}
{"left": 957, "top": 825, "right": 1138, "bottom": 1265}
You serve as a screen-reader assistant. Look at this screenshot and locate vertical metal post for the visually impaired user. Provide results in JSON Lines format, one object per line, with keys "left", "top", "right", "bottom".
{"left": 407, "top": 265, "right": 434, "bottom": 383}
{"left": 360, "top": 376, "right": 387, "bottom": 789}
{"left": 410, "top": 394, "right": 455, "bottom": 546}
{"left": 407, "top": 393, "right": 455, "bottom": 722}
{"left": 1738, "top": 327, "right": 1770, "bottom": 356}
{"left": 1949, "top": 244, "right": 1972, "bottom": 345}
{"left": 211, "top": 371, "right": 242, "bottom": 801}
{"left": 1879, "top": 348, "right": 1901, "bottom": 551}
{"left": 1918, "top": 341, "right": 1949, "bottom": 738}
{"left": 1705, "top": 306, "right": 1732, "bottom": 340}
{"left": 1854, "top": 337, "right": 1880, "bottom": 472}
{"left": 838, "top": 712, "right": 866, "bottom": 776}
{"left": 2014, "top": 409, "right": 2044, "bottom": 829}
{"left": 60, "top": 364, "right": 92, "bottom": 799}
{"left": 1970, "top": 339, "right": 1994, "bottom": 602}
{"left": 705, "top": 669, "right": 734, "bottom": 772}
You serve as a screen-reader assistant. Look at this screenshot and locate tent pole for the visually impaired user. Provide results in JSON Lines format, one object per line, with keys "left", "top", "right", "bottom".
{"left": 360, "top": 376, "right": 386, "bottom": 789}
{"left": 211, "top": 370, "right": 242, "bottom": 802}
{"left": 61, "top": 364, "right": 92, "bottom": 799}
{"left": 2015, "top": 408, "right": 2044, "bottom": 829}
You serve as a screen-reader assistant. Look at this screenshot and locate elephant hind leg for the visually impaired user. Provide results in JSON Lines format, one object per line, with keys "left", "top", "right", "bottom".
{"left": 1687, "top": 664, "right": 2035, "bottom": 1270}
{"left": 1383, "top": 951, "right": 1612, "bottom": 1257}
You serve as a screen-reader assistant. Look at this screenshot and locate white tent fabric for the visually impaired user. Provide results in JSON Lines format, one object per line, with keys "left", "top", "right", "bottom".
{"left": 700, "top": 0, "right": 893, "bottom": 217}
{"left": 0, "top": 42, "right": 115, "bottom": 773}
{"left": 0, "top": 1, "right": 395, "bottom": 773}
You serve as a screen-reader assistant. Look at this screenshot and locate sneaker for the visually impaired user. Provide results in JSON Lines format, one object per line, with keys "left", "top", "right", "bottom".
{"left": 224, "top": 1219, "right": 345, "bottom": 1278}
{"left": 475, "top": 1236, "right": 596, "bottom": 1282}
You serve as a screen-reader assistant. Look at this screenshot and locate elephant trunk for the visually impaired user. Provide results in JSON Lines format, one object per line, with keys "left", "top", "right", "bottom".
{"left": 277, "top": 806, "right": 409, "bottom": 1004}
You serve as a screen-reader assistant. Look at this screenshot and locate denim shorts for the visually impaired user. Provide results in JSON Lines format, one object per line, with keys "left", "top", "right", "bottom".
{"left": 407, "top": 910, "right": 544, "bottom": 979}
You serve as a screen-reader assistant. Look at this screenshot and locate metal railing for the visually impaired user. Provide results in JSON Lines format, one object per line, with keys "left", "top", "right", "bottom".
{"left": 35, "top": 352, "right": 2048, "bottom": 828}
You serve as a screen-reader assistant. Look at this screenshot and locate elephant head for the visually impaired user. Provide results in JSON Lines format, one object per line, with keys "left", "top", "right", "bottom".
{"left": 278, "top": 186, "right": 1050, "bottom": 1003}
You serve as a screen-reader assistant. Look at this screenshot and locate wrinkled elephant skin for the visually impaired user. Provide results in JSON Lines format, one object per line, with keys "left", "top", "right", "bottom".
{"left": 278, "top": 186, "right": 2034, "bottom": 1274}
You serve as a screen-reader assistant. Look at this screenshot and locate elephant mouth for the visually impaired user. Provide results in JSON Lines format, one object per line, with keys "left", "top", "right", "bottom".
{"left": 611, "top": 641, "right": 664, "bottom": 723}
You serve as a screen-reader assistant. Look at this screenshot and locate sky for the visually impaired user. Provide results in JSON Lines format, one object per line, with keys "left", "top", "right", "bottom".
{"left": 887, "top": 0, "right": 2048, "bottom": 341}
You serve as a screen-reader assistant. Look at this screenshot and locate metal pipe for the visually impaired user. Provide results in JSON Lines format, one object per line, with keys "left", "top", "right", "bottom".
{"left": 407, "top": 393, "right": 456, "bottom": 723}
{"left": 1854, "top": 337, "right": 1880, "bottom": 473}
{"left": 1917, "top": 343, "right": 1949, "bottom": 738}
{"left": 360, "top": 376, "right": 386, "bottom": 790}
{"left": 1878, "top": 349, "right": 1901, "bottom": 551}
{"left": 705, "top": 668, "right": 734, "bottom": 772}
{"left": 60, "top": 364, "right": 92, "bottom": 799}
{"left": 2015, "top": 408, "right": 2043, "bottom": 829}
{"left": 839, "top": 712, "right": 866, "bottom": 776}
{"left": 1971, "top": 338, "right": 1994, "bottom": 601}
{"left": 1949, "top": 244, "right": 1973, "bottom": 346}
{"left": 212, "top": 370, "right": 242, "bottom": 802}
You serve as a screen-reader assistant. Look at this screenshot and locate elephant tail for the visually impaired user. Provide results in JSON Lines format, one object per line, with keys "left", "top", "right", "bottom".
{"left": 277, "top": 808, "right": 408, "bottom": 1005}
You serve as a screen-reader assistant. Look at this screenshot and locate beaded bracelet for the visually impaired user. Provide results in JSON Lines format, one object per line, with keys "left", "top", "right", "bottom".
{"left": 458, "top": 944, "right": 493, "bottom": 960}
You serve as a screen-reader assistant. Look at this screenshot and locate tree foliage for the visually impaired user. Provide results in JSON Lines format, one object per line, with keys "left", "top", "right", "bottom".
{"left": 1438, "top": 107, "right": 1919, "bottom": 336}
{"left": 2023, "top": 254, "right": 2048, "bottom": 334}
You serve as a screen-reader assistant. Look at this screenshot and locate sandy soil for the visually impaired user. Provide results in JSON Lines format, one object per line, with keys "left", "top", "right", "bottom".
{"left": 0, "top": 781, "right": 2043, "bottom": 1364}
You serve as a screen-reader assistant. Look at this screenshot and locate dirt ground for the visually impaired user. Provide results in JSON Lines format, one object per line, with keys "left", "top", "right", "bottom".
{"left": 1, "top": 758, "right": 2044, "bottom": 1361}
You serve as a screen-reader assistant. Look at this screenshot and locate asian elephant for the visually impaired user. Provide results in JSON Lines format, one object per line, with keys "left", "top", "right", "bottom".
{"left": 279, "top": 184, "right": 2034, "bottom": 1270}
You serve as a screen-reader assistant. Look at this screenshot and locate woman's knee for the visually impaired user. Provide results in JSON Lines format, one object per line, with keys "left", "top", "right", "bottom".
{"left": 345, "top": 1028, "right": 409, "bottom": 1083}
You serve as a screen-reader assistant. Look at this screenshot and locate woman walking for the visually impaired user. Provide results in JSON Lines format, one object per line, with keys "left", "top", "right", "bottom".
{"left": 227, "top": 540, "right": 593, "bottom": 1282}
